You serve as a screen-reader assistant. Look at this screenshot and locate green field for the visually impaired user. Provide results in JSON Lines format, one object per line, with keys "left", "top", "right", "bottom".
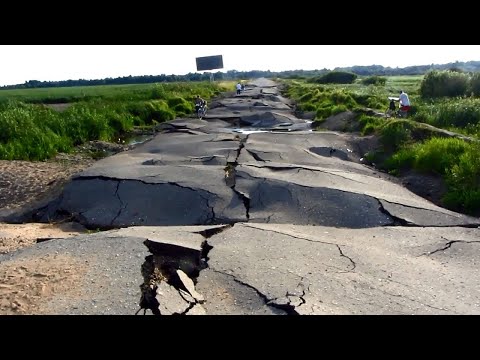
{"left": 0, "top": 83, "right": 151, "bottom": 103}
{"left": 0, "top": 82, "right": 235, "bottom": 104}
{"left": 0, "top": 81, "right": 233, "bottom": 161}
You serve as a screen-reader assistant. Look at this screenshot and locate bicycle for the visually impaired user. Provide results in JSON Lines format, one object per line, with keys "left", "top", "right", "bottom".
{"left": 385, "top": 97, "right": 408, "bottom": 119}
{"left": 196, "top": 104, "right": 207, "bottom": 119}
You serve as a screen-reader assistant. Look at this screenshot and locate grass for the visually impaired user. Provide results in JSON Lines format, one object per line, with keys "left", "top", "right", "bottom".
{"left": 284, "top": 75, "right": 424, "bottom": 122}
{"left": 385, "top": 138, "right": 480, "bottom": 214}
{"left": 0, "top": 81, "right": 225, "bottom": 161}
{"left": 412, "top": 97, "right": 480, "bottom": 135}
{"left": 0, "top": 81, "right": 222, "bottom": 104}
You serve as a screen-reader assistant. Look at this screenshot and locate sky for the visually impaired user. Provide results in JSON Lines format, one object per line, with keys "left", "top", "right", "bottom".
{"left": 0, "top": 45, "right": 479, "bottom": 86}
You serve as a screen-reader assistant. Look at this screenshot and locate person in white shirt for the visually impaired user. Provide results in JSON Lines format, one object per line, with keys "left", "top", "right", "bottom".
{"left": 236, "top": 82, "right": 242, "bottom": 95}
{"left": 399, "top": 90, "right": 411, "bottom": 112}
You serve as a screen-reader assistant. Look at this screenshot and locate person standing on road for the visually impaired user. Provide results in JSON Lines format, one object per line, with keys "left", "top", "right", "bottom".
{"left": 236, "top": 82, "right": 242, "bottom": 95}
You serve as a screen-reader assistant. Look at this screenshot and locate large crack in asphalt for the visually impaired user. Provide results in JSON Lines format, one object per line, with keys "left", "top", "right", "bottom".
{"left": 244, "top": 163, "right": 368, "bottom": 184}
{"left": 110, "top": 180, "right": 127, "bottom": 227}
{"left": 209, "top": 269, "right": 302, "bottom": 315}
{"left": 136, "top": 225, "right": 230, "bottom": 315}
{"left": 377, "top": 199, "right": 412, "bottom": 226}
{"left": 377, "top": 199, "right": 480, "bottom": 228}
{"left": 225, "top": 135, "right": 251, "bottom": 221}
{"left": 419, "top": 236, "right": 480, "bottom": 257}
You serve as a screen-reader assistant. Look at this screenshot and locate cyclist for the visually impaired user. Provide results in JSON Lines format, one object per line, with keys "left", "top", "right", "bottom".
{"left": 194, "top": 95, "right": 207, "bottom": 115}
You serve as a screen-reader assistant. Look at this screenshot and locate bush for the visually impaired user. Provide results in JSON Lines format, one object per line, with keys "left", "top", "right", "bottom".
{"left": 147, "top": 101, "right": 176, "bottom": 122}
{"left": 431, "top": 98, "right": 480, "bottom": 128}
{"left": 299, "top": 102, "right": 317, "bottom": 112}
{"left": 329, "top": 90, "right": 357, "bottom": 107}
{"left": 412, "top": 137, "right": 470, "bottom": 175}
{"left": 167, "top": 96, "right": 194, "bottom": 114}
{"left": 361, "top": 76, "right": 386, "bottom": 86}
{"left": 470, "top": 72, "right": 480, "bottom": 97}
{"left": 315, "top": 106, "right": 333, "bottom": 120}
{"left": 444, "top": 143, "right": 480, "bottom": 214}
{"left": 331, "top": 104, "right": 348, "bottom": 115}
{"left": 420, "top": 70, "right": 469, "bottom": 98}
{"left": 126, "top": 102, "right": 150, "bottom": 123}
{"left": 0, "top": 81, "right": 225, "bottom": 161}
{"left": 379, "top": 120, "right": 414, "bottom": 152}
{"left": 298, "top": 92, "right": 315, "bottom": 102}
{"left": 308, "top": 71, "right": 358, "bottom": 84}
{"left": 358, "top": 115, "right": 387, "bottom": 135}
{"left": 385, "top": 137, "right": 480, "bottom": 214}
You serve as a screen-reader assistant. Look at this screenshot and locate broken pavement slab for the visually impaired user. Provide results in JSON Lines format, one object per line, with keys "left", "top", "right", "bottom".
{"left": 156, "top": 281, "right": 191, "bottom": 315}
{"left": 177, "top": 269, "right": 205, "bottom": 303}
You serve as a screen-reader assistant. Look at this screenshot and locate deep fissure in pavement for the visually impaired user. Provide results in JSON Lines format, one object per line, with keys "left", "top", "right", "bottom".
{"left": 136, "top": 226, "right": 230, "bottom": 315}
{"left": 225, "top": 136, "right": 251, "bottom": 220}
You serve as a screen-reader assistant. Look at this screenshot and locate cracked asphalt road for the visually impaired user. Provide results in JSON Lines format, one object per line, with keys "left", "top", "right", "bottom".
{"left": 1, "top": 78, "right": 480, "bottom": 315}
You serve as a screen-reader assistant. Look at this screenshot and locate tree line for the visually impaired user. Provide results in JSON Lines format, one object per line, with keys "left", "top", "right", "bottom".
{"left": 1, "top": 61, "right": 479, "bottom": 90}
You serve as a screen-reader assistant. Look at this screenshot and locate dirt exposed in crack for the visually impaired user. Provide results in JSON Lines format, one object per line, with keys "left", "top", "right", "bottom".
{"left": 137, "top": 255, "right": 164, "bottom": 315}
{"left": 138, "top": 241, "right": 206, "bottom": 315}
{"left": 137, "top": 225, "right": 230, "bottom": 315}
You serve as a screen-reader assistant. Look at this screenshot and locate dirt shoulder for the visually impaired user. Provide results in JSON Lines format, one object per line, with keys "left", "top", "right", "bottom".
{"left": 0, "top": 141, "right": 132, "bottom": 255}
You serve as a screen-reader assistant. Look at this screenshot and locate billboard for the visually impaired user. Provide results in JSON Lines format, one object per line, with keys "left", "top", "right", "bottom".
{"left": 196, "top": 55, "right": 224, "bottom": 71}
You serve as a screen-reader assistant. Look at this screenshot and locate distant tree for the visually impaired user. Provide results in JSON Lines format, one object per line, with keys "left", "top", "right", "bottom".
{"left": 308, "top": 71, "right": 357, "bottom": 84}
{"left": 420, "top": 70, "right": 469, "bottom": 98}
{"left": 361, "top": 76, "right": 386, "bottom": 86}
{"left": 470, "top": 72, "right": 480, "bottom": 96}
{"left": 2, "top": 61, "right": 480, "bottom": 90}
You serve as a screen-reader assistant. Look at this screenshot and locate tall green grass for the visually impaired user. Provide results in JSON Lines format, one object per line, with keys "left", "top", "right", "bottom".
{"left": 0, "top": 82, "right": 221, "bottom": 104}
{"left": 384, "top": 138, "right": 480, "bottom": 214}
{"left": 0, "top": 82, "right": 223, "bottom": 160}
{"left": 283, "top": 75, "right": 424, "bottom": 122}
{"left": 413, "top": 98, "right": 480, "bottom": 130}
